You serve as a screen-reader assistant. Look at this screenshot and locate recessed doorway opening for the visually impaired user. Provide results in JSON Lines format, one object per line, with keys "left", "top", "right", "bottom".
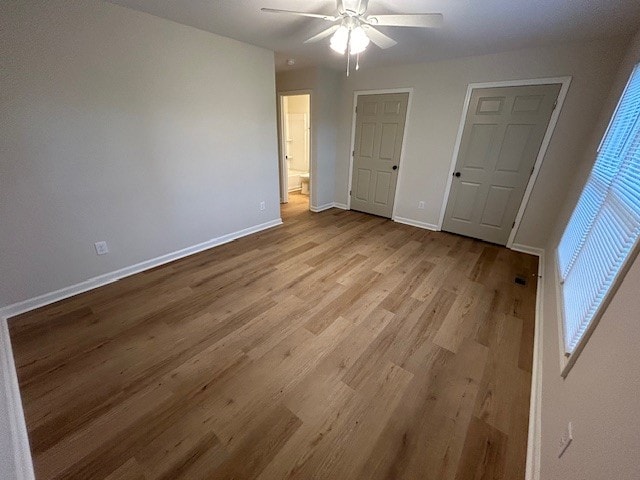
{"left": 278, "top": 92, "right": 311, "bottom": 210}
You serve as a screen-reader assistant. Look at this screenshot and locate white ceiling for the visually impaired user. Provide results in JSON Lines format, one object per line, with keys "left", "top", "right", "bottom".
{"left": 107, "top": 0, "right": 640, "bottom": 72}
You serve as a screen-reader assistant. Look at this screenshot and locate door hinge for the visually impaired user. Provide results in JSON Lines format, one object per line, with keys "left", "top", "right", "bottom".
{"left": 355, "top": 106, "right": 358, "bottom": 113}
{"left": 350, "top": 190, "right": 352, "bottom": 196}
{"left": 352, "top": 150, "right": 355, "bottom": 157}
{"left": 553, "top": 99, "right": 558, "bottom": 110}
{"left": 512, "top": 221, "right": 516, "bottom": 228}
{"left": 530, "top": 166, "right": 535, "bottom": 176}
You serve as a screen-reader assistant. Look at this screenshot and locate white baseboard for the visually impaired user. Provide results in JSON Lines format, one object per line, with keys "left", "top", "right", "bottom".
{"left": 525, "top": 249, "right": 545, "bottom": 480}
{"left": 310, "top": 203, "right": 337, "bottom": 213}
{"left": 0, "top": 319, "right": 35, "bottom": 480}
{"left": 510, "top": 243, "right": 544, "bottom": 257}
{"left": 0, "top": 218, "right": 283, "bottom": 319}
{"left": 392, "top": 216, "right": 439, "bottom": 231}
{"left": 333, "top": 202, "right": 348, "bottom": 210}
{"left": 510, "top": 242, "right": 545, "bottom": 480}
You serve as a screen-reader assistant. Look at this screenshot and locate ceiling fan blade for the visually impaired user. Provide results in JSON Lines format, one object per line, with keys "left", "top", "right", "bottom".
{"left": 304, "top": 25, "right": 340, "bottom": 43}
{"left": 260, "top": 8, "right": 337, "bottom": 21}
{"left": 361, "top": 25, "right": 397, "bottom": 49}
{"left": 366, "top": 13, "right": 444, "bottom": 28}
{"left": 336, "top": 0, "right": 344, "bottom": 14}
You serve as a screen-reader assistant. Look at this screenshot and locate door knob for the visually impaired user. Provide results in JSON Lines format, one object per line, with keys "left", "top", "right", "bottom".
{"left": 454, "top": 171, "right": 461, "bottom": 177}
{"left": 392, "top": 165, "right": 398, "bottom": 170}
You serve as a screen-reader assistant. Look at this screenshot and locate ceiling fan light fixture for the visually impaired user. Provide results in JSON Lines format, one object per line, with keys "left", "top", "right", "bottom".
{"left": 349, "top": 26, "right": 370, "bottom": 54}
{"left": 262, "top": 1, "right": 443, "bottom": 75}
{"left": 330, "top": 25, "right": 349, "bottom": 54}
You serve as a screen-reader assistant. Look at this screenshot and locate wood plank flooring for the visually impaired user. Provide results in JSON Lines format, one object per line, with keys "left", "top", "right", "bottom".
{"left": 9, "top": 193, "right": 538, "bottom": 480}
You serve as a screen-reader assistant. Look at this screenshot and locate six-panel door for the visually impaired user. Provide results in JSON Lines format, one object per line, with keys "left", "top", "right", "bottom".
{"left": 350, "top": 93, "right": 409, "bottom": 218}
{"left": 442, "top": 84, "right": 561, "bottom": 245}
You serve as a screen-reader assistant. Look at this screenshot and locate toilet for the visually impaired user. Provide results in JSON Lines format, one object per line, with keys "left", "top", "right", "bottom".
{"left": 300, "top": 173, "right": 310, "bottom": 195}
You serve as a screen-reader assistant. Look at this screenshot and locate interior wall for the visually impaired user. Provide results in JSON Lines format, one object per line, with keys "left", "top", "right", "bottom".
{"left": 334, "top": 37, "right": 629, "bottom": 247}
{"left": 538, "top": 28, "right": 640, "bottom": 480}
{"left": 0, "top": 0, "right": 280, "bottom": 309}
{"left": 276, "top": 68, "right": 341, "bottom": 208}
{"left": 314, "top": 68, "right": 341, "bottom": 208}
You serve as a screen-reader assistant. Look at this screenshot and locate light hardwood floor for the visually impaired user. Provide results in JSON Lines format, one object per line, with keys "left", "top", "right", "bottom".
{"left": 9, "top": 193, "right": 538, "bottom": 480}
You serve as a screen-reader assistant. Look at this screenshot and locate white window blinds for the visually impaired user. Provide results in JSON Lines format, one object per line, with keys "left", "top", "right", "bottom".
{"left": 557, "top": 64, "right": 640, "bottom": 355}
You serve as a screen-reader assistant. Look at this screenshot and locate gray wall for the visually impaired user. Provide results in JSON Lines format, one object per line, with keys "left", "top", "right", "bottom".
{"left": 276, "top": 68, "right": 341, "bottom": 209}
{"left": 1, "top": 1, "right": 281, "bottom": 476}
{"left": 334, "top": 37, "right": 628, "bottom": 248}
{"left": 0, "top": 0, "right": 280, "bottom": 309}
{"left": 539, "top": 29, "right": 640, "bottom": 480}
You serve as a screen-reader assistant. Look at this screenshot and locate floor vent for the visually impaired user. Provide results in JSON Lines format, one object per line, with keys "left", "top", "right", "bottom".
{"left": 514, "top": 276, "right": 527, "bottom": 286}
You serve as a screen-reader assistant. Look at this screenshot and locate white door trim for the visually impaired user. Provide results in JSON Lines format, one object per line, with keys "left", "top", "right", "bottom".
{"left": 277, "top": 90, "right": 313, "bottom": 208}
{"left": 437, "top": 76, "right": 572, "bottom": 247}
{"left": 347, "top": 88, "right": 414, "bottom": 220}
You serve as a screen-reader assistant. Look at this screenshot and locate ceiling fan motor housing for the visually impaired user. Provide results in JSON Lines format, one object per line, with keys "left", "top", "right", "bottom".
{"left": 339, "top": 0, "right": 369, "bottom": 16}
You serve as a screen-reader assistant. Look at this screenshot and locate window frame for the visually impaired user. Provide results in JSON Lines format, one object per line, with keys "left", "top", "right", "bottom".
{"left": 556, "top": 63, "right": 640, "bottom": 378}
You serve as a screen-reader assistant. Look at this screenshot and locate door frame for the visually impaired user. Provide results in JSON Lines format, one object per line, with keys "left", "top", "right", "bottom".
{"left": 437, "top": 77, "right": 572, "bottom": 248}
{"left": 347, "top": 88, "right": 414, "bottom": 220}
{"left": 277, "top": 90, "right": 313, "bottom": 208}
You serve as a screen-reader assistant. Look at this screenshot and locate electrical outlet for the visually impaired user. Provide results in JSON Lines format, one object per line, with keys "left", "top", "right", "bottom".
{"left": 260, "top": 201, "right": 266, "bottom": 211}
{"left": 558, "top": 422, "right": 573, "bottom": 458}
{"left": 94, "top": 241, "right": 109, "bottom": 255}
{"left": 418, "top": 201, "right": 426, "bottom": 210}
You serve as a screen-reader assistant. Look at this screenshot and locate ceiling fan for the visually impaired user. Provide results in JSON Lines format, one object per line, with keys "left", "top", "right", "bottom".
{"left": 262, "top": 0, "right": 443, "bottom": 74}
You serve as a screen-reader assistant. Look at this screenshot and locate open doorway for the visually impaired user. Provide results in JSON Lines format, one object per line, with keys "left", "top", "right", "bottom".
{"left": 278, "top": 92, "right": 311, "bottom": 209}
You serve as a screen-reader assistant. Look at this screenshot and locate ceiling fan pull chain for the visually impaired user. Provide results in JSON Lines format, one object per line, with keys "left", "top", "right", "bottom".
{"left": 356, "top": 52, "right": 360, "bottom": 71}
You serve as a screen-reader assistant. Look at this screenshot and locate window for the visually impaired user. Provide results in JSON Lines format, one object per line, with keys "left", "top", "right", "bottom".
{"left": 557, "top": 64, "right": 640, "bottom": 364}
